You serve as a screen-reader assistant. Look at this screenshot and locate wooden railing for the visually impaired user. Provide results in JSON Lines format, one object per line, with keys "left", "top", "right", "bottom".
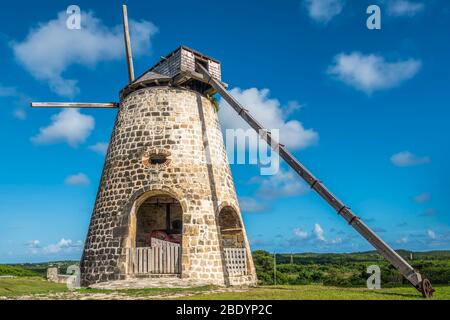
{"left": 126, "top": 246, "right": 181, "bottom": 274}
{"left": 224, "top": 248, "right": 248, "bottom": 276}
{"left": 126, "top": 246, "right": 247, "bottom": 277}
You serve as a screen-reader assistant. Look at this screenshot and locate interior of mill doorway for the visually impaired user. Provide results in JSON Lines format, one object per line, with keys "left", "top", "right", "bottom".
{"left": 128, "top": 194, "right": 182, "bottom": 275}
{"left": 218, "top": 206, "right": 249, "bottom": 277}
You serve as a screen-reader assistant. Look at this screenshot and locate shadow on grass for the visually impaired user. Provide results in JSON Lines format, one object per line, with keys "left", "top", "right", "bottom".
{"left": 78, "top": 285, "right": 218, "bottom": 296}
{"left": 369, "top": 290, "right": 421, "bottom": 299}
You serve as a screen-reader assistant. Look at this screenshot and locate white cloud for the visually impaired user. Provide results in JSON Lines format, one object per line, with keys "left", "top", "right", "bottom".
{"left": 26, "top": 240, "right": 41, "bottom": 248}
{"left": 386, "top": 0, "right": 424, "bottom": 17}
{"left": 304, "top": 0, "right": 345, "bottom": 23}
{"left": 396, "top": 236, "right": 409, "bottom": 244}
{"left": 427, "top": 229, "right": 436, "bottom": 240}
{"left": 219, "top": 88, "right": 318, "bottom": 150}
{"left": 12, "top": 11, "right": 158, "bottom": 97}
{"left": 414, "top": 192, "right": 431, "bottom": 204}
{"left": 328, "top": 52, "right": 421, "bottom": 94}
{"left": 390, "top": 151, "right": 431, "bottom": 167}
{"left": 89, "top": 142, "right": 109, "bottom": 155}
{"left": 43, "top": 239, "right": 83, "bottom": 254}
{"left": 0, "top": 84, "right": 30, "bottom": 120}
{"left": 330, "top": 237, "right": 342, "bottom": 244}
{"left": 26, "top": 238, "right": 83, "bottom": 254}
{"left": 314, "top": 223, "right": 326, "bottom": 241}
{"left": 65, "top": 173, "right": 90, "bottom": 186}
{"left": 284, "top": 100, "right": 303, "bottom": 116}
{"left": 254, "top": 168, "right": 310, "bottom": 198}
{"left": 31, "top": 109, "right": 95, "bottom": 147}
{"left": 289, "top": 224, "right": 347, "bottom": 246}
{"left": 239, "top": 197, "right": 268, "bottom": 213}
{"left": 293, "top": 228, "right": 309, "bottom": 240}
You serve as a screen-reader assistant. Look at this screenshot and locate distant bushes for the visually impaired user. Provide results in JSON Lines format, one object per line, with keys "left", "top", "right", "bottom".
{"left": 0, "top": 265, "right": 40, "bottom": 277}
{"left": 252, "top": 250, "right": 450, "bottom": 287}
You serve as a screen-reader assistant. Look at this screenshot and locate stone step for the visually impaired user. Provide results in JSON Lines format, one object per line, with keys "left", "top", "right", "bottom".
{"left": 133, "top": 274, "right": 181, "bottom": 279}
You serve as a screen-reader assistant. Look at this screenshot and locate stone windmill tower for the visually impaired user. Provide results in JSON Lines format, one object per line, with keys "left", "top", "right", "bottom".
{"left": 32, "top": 6, "right": 256, "bottom": 287}
{"left": 33, "top": 5, "right": 435, "bottom": 297}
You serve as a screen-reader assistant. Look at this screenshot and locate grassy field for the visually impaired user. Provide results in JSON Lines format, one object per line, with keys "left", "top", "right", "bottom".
{"left": 1, "top": 277, "right": 449, "bottom": 300}
{"left": 0, "top": 277, "right": 68, "bottom": 298}
{"left": 2, "top": 251, "right": 449, "bottom": 300}
{"left": 186, "top": 285, "right": 450, "bottom": 300}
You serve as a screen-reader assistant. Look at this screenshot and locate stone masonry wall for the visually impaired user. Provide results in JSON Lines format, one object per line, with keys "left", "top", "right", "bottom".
{"left": 80, "top": 86, "right": 256, "bottom": 286}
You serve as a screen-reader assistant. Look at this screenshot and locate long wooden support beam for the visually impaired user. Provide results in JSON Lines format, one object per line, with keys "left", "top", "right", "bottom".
{"left": 31, "top": 102, "right": 119, "bottom": 109}
{"left": 195, "top": 62, "right": 435, "bottom": 298}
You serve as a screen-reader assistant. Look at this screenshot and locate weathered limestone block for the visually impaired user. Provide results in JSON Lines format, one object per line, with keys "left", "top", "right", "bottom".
{"left": 47, "top": 267, "right": 71, "bottom": 284}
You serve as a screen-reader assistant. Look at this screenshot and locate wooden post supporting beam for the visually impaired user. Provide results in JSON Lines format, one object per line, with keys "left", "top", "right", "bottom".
{"left": 31, "top": 102, "right": 119, "bottom": 108}
{"left": 122, "top": 4, "right": 135, "bottom": 83}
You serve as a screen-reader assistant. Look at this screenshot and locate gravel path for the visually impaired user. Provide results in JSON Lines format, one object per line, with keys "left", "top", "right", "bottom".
{"left": 0, "top": 287, "right": 249, "bottom": 300}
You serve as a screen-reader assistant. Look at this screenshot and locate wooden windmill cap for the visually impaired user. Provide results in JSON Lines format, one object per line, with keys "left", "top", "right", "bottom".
{"left": 120, "top": 46, "right": 226, "bottom": 99}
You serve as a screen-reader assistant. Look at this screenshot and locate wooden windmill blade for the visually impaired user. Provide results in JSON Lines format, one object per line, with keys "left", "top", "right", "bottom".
{"left": 31, "top": 5, "right": 135, "bottom": 109}
{"left": 122, "top": 4, "right": 135, "bottom": 83}
{"left": 31, "top": 102, "right": 119, "bottom": 108}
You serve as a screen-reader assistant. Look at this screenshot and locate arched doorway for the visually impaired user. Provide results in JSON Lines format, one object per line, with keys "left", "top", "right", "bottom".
{"left": 128, "top": 194, "right": 182, "bottom": 275}
{"left": 218, "top": 206, "right": 248, "bottom": 277}
{"left": 136, "top": 195, "right": 182, "bottom": 248}
{"left": 219, "top": 206, "right": 244, "bottom": 248}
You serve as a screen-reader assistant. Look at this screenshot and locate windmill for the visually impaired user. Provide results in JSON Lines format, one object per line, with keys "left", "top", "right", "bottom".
{"left": 32, "top": 5, "right": 434, "bottom": 297}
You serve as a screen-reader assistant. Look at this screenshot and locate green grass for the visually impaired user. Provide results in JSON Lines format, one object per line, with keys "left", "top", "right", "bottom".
{"left": 0, "top": 277, "right": 68, "bottom": 298}
{"left": 78, "top": 285, "right": 217, "bottom": 296}
{"left": 1, "top": 278, "right": 449, "bottom": 300}
{"left": 184, "top": 285, "right": 450, "bottom": 300}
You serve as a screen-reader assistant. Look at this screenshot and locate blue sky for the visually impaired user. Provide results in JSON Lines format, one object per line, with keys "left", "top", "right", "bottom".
{"left": 0, "top": 0, "right": 449, "bottom": 263}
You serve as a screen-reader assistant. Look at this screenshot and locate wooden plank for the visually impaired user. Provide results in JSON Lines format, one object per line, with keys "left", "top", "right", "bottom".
{"left": 224, "top": 248, "right": 247, "bottom": 276}
{"left": 167, "top": 247, "right": 172, "bottom": 274}
{"left": 159, "top": 247, "right": 163, "bottom": 273}
{"left": 127, "top": 248, "right": 131, "bottom": 275}
{"left": 143, "top": 248, "right": 148, "bottom": 274}
{"left": 150, "top": 247, "right": 155, "bottom": 273}
{"left": 133, "top": 248, "right": 137, "bottom": 274}
{"left": 134, "top": 248, "right": 137, "bottom": 274}
{"left": 156, "top": 247, "right": 160, "bottom": 273}
{"left": 125, "top": 245, "right": 182, "bottom": 276}
{"left": 131, "top": 248, "right": 134, "bottom": 274}
{"left": 172, "top": 246, "right": 176, "bottom": 274}
{"left": 175, "top": 248, "right": 179, "bottom": 274}
{"left": 173, "top": 247, "right": 178, "bottom": 273}
{"left": 138, "top": 248, "right": 142, "bottom": 274}
{"left": 139, "top": 248, "right": 144, "bottom": 273}
{"left": 171, "top": 247, "right": 176, "bottom": 274}
{"left": 168, "top": 247, "right": 171, "bottom": 273}
{"left": 163, "top": 247, "right": 166, "bottom": 274}
{"left": 130, "top": 248, "right": 134, "bottom": 274}
{"left": 140, "top": 248, "right": 144, "bottom": 274}
{"left": 156, "top": 247, "right": 159, "bottom": 273}
{"left": 31, "top": 102, "right": 119, "bottom": 108}
{"left": 147, "top": 249, "right": 151, "bottom": 274}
